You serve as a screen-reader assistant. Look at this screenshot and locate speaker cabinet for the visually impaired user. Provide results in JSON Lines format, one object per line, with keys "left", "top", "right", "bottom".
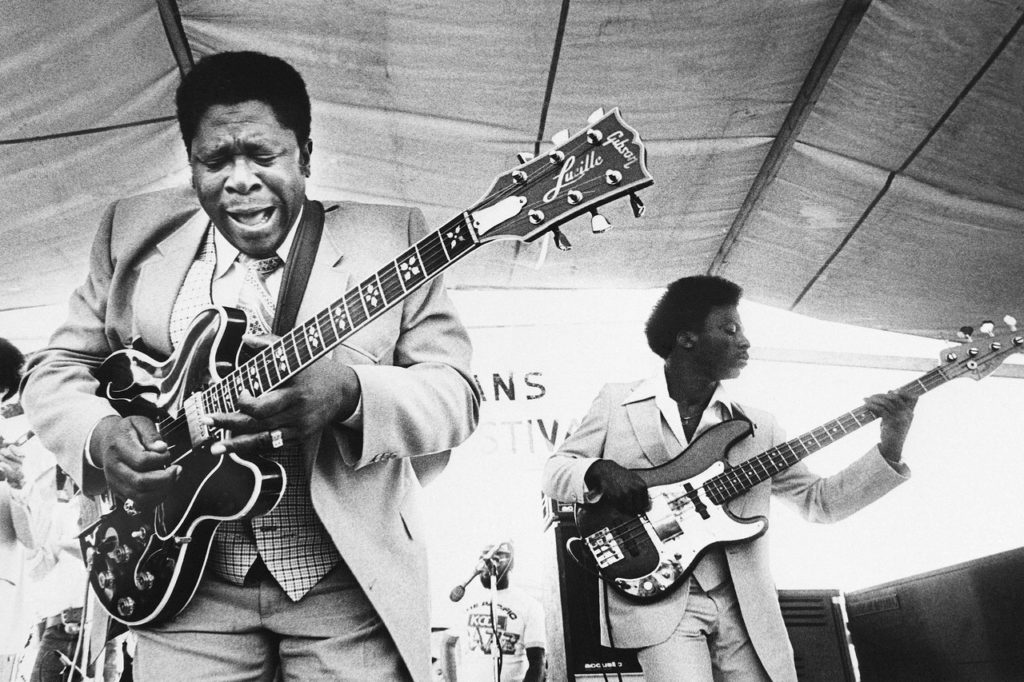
{"left": 544, "top": 521, "right": 644, "bottom": 681}
{"left": 845, "top": 547, "right": 1024, "bottom": 681}
{"left": 778, "top": 589, "right": 856, "bottom": 682}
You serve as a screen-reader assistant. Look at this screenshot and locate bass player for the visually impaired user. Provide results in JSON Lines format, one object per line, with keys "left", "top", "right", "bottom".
{"left": 541, "top": 274, "right": 916, "bottom": 682}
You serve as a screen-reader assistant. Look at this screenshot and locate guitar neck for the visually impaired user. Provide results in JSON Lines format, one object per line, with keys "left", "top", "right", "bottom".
{"left": 705, "top": 360, "right": 955, "bottom": 505}
{"left": 199, "top": 214, "right": 480, "bottom": 414}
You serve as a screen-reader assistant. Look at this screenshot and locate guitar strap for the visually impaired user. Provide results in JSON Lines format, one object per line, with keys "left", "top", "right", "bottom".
{"left": 272, "top": 199, "right": 328, "bottom": 334}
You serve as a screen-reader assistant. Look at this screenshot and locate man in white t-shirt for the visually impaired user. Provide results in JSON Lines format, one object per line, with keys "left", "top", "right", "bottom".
{"left": 440, "top": 542, "right": 545, "bottom": 682}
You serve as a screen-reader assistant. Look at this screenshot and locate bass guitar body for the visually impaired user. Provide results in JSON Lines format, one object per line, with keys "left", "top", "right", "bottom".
{"left": 79, "top": 307, "right": 286, "bottom": 626}
{"left": 574, "top": 419, "right": 766, "bottom": 603}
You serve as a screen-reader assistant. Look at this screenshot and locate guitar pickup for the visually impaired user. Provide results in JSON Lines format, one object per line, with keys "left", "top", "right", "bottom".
{"left": 182, "top": 394, "right": 211, "bottom": 446}
{"left": 585, "top": 528, "right": 625, "bottom": 569}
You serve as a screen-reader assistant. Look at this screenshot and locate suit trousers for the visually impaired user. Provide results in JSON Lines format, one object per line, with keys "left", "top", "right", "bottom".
{"left": 636, "top": 578, "right": 773, "bottom": 682}
{"left": 132, "top": 561, "right": 410, "bottom": 682}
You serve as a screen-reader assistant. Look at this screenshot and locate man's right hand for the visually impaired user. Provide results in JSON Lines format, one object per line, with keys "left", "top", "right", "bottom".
{"left": 90, "top": 415, "right": 178, "bottom": 506}
{"left": 584, "top": 459, "right": 651, "bottom": 515}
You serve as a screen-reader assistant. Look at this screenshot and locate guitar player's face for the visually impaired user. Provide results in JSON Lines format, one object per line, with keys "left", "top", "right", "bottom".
{"left": 189, "top": 100, "right": 311, "bottom": 258}
{"left": 693, "top": 305, "right": 750, "bottom": 380}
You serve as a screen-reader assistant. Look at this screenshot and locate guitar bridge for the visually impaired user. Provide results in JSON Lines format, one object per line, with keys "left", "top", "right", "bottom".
{"left": 585, "top": 528, "right": 625, "bottom": 569}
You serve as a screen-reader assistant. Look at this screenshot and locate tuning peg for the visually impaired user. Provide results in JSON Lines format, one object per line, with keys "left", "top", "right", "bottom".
{"left": 980, "top": 320, "right": 995, "bottom": 337}
{"left": 1004, "top": 315, "right": 1018, "bottom": 331}
{"left": 552, "top": 228, "right": 572, "bottom": 251}
{"left": 551, "top": 129, "right": 570, "bottom": 146}
{"left": 957, "top": 326, "right": 974, "bottom": 341}
{"left": 591, "top": 209, "right": 612, "bottom": 233}
{"left": 516, "top": 152, "right": 535, "bottom": 164}
{"left": 629, "top": 193, "right": 645, "bottom": 218}
{"left": 588, "top": 108, "right": 606, "bottom": 125}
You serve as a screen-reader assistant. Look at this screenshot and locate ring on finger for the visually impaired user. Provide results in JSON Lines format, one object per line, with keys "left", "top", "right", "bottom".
{"left": 269, "top": 429, "right": 284, "bottom": 450}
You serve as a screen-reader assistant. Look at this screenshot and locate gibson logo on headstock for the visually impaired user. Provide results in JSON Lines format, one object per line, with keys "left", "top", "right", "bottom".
{"left": 603, "top": 131, "right": 638, "bottom": 170}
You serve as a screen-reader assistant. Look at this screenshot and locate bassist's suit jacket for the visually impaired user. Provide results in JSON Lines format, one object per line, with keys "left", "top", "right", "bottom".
{"left": 21, "top": 186, "right": 481, "bottom": 682}
{"left": 542, "top": 378, "right": 908, "bottom": 682}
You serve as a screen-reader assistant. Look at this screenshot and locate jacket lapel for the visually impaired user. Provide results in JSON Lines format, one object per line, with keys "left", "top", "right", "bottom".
{"left": 134, "top": 208, "right": 208, "bottom": 356}
{"left": 624, "top": 383, "right": 675, "bottom": 467}
{"left": 294, "top": 215, "right": 350, "bottom": 323}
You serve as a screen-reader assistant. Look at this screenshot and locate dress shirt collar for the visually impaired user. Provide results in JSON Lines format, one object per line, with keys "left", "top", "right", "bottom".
{"left": 625, "top": 368, "right": 736, "bottom": 443}
{"left": 211, "top": 204, "right": 303, "bottom": 278}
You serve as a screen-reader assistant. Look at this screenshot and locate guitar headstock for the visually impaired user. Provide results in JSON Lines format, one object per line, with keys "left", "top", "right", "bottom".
{"left": 468, "top": 108, "right": 653, "bottom": 245}
{"left": 940, "top": 316, "right": 1023, "bottom": 381}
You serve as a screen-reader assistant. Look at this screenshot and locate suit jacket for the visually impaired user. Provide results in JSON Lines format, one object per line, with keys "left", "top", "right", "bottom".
{"left": 542, "top": 378, "right": 908, "bottom": 682}
{"left": 21, "top": 186, "right": 482, "bottom": 682}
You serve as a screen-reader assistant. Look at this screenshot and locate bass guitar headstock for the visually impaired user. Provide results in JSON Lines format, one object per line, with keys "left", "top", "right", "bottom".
{"left": 940, "top": 316, "right": 1023, "bottom": 381}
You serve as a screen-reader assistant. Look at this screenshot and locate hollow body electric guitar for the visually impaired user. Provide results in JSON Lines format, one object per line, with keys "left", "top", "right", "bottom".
{"left": 80, "top": 108, "right": 653, "bottom": 626}
{"left": 575, "top": 327, "right": 1023, "bottom": 603}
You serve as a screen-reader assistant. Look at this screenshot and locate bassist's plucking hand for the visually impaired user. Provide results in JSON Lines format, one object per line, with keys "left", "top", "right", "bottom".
{"left": 585, "top": 459, "right": 651, "bottom": 515}
{"left": 863, "top": 389, "right": 918, "bottom": 463}
{"left": 90, "top": 414, "right": 178, "bottom": 506}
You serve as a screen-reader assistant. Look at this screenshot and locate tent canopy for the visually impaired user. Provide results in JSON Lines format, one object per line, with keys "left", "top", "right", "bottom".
{"left": 2, "top": 0, "right": 1022, "bottom": 341}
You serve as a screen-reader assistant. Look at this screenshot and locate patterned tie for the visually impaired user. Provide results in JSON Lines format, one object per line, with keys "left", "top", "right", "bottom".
{"left": 236, "top": 254, "right": 284, "bottom": 335}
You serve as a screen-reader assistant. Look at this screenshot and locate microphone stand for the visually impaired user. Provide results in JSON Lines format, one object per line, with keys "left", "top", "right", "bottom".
{"left": 486, "top": 558, "right": 501, "bottom": 682}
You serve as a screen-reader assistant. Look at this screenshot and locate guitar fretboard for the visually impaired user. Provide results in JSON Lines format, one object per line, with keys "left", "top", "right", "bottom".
{"left": 702, "top": 361, "right": 955, "bottom": 505}
{"left": 198, "top": 214, "right": 479, "bottom": 417}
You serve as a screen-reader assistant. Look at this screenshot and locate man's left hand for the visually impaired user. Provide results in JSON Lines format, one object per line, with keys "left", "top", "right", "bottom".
{"left": 205, "top": 333, "right": 361, "bottom": 456}
{"left": 864, "top": 389, "right": 918, "bottom": 463}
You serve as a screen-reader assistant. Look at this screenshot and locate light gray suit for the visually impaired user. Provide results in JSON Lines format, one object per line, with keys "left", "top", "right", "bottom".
{"left": 22, "top": 186, "right": 481, "bottom": 681}
{"left": 542, "top": 378, "right": 908, "bottom": 681}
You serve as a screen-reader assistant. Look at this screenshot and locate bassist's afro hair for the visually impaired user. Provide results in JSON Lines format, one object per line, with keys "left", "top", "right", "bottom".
{"left": 645, "top": 276, "right": 742, "bottom": 358}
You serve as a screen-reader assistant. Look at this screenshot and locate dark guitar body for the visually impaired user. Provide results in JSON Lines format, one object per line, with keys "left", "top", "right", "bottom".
{"left": 80, "top": 307, "right": 286, "bottom": 625}
{"left": 573, "top": 419, "right": 768, "bottom": 602}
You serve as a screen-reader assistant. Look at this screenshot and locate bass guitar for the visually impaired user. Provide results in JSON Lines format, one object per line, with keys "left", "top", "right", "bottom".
{"left": 79, "top": 108, "right": 653, "bottom": 625}
{"left": 575, "top": 325, "right": 1023, "bottom": 602}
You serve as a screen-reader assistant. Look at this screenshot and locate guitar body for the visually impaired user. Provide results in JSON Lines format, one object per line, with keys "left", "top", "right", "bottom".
{"left": 574, "top": 419, "right": 768, "bottom": 602}
{"left": 80, "top": 307, "right": 286, "bottom": 625}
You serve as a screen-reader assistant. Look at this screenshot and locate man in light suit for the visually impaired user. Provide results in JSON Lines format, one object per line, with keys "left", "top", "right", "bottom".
{"left": 22, "top": 51, "right": 481, "bottom": 681}
{"left": 542, "top": 275, "right": 916, "bottom": 681}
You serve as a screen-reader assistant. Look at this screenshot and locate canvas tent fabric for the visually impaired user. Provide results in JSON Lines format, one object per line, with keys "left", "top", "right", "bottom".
{"left": 1, "top": 0, "right": 1022, "bottom": 342}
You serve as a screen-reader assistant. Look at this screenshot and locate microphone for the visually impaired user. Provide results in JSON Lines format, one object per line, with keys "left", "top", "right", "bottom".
{"left": 449, "top": 544, "right": 504, "bottom": 601}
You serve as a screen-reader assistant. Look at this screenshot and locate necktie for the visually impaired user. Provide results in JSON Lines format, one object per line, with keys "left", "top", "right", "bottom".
{"left": 237, "top": 254, "right": 283, "bottom": 335}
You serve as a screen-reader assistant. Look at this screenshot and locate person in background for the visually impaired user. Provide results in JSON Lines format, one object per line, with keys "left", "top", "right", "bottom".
{"left": 541, "top": 275, "right": 917, "bottom": 682}
{"left": 1, "top": 338, "right": 32, "bottom": 682}
{"left": 21, "top": 51, "right": 480, "bottom": 682}
{"left": 440, "top": 542, "right": 546, "bottom": 682}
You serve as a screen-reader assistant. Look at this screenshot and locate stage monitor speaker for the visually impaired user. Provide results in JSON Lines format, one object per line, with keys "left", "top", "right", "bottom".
{"left": 845, "top": 547, "right": 1024, "bottom": 681}
{"left": 544, "top": 521, "right": 644, "bottom": 681}
{"left": 778, "top": 589, "right": 856, "bottom": 682}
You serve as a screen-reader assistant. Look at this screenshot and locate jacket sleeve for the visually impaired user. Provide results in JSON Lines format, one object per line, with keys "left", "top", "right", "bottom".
{"left": 541, "top": 386, "right": 611, "bottom": 504}
{"left": 345, "top": 208, "right": 481, "bottom": 468}
{"left": 771, "top": 437, "right": 910, "bottom": 523}
{"left": 21, "top": 202, "right": 122, "bottom": 495}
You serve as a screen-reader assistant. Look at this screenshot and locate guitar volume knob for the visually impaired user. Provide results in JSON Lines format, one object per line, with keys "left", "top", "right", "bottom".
{"left": 117, "top": 597, "right": 136, "bottom": 617}
{"left": 111, "top": 545, "right": 133, "bottom": 564}
{"left": 97, "top": 570, "right": 115, "bottom": 589}
{"left": 136, "top": 571, "right": 155, "bottom": 591}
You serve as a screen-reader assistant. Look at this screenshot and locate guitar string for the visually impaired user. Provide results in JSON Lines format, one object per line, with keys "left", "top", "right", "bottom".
{"left": 151, "top": 139, "right": 618, "bottom": 459}
{"left": 594, "top": 368, "right": 957, "bottom": 548}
